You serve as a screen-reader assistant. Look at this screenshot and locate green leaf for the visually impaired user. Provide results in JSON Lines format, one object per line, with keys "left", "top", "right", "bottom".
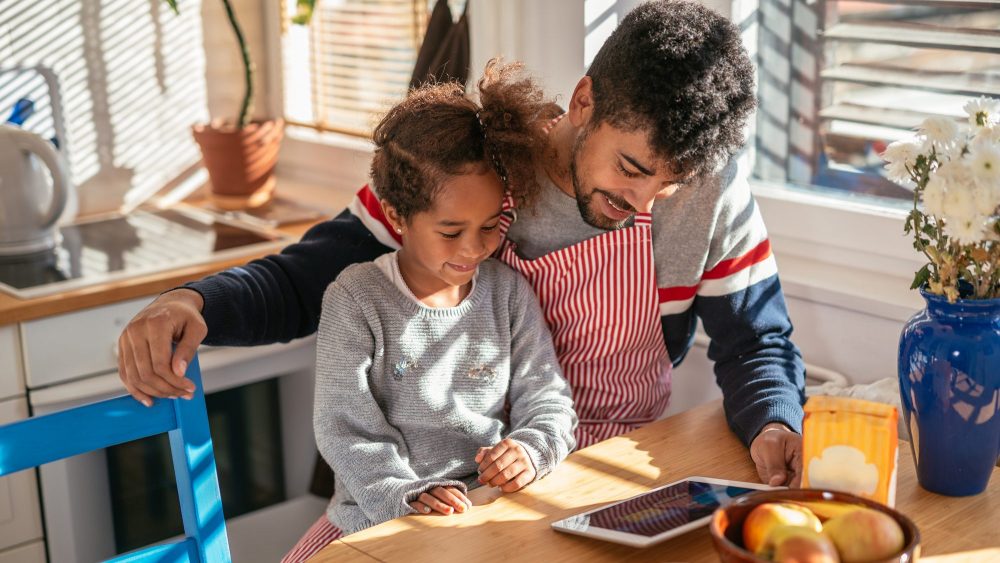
{"left": 911, "top": 265, "right": 931, "bottom": 290}
{"left": 291, "top": 0, "right": 315, "bottom": 25}
{"left": 165, "top": 0, "right": 179, "bottom": 15}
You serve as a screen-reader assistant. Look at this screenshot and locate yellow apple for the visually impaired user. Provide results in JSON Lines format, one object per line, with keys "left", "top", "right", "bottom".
{"left": 757, "top": 525, "right": 840, "bottom": 563}
{"left": 743, "top": 502, "right": 823, "bottom": 554}
{"left": 822, "top": 507, "right": 905, "bottom": 562}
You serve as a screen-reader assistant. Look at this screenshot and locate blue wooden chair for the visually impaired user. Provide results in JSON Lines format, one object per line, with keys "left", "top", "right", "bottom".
{"left": 0, "top": 353, "right": 231, "bottom": 562}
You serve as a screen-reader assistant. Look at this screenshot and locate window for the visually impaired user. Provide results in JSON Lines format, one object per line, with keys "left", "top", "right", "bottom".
{"left": 281, "top": 0, "right": 429, "bottom": 137}
{"left": 752, "top": 0, "right": 1000, "bottom": 207}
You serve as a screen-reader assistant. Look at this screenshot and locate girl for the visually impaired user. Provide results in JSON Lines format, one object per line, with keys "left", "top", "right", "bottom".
{"left": 283, "top": 61, "right": 577, "bottom": 562}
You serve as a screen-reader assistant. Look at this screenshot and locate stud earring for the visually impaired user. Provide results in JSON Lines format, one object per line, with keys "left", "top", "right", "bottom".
{"left": 395, "top": 227, "right": 402, "bottom": 234}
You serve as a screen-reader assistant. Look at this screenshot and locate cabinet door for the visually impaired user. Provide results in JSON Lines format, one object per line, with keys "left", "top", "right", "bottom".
{"left": 0, "top": 541, "right": 45, "bottom": 563}
{"left": 0, "top": 326, "right": 21, "bottom": 401}
{"left": 21, "top": 296, "right": 152, "bottom": 388}
{"left": 0, "top": 398, "right": 44, "bottom": 551}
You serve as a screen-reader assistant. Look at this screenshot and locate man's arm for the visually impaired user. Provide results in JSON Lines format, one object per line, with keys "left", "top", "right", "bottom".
{"left": 188, "top": 208, "right": 392, "bottom": 345}
{"left": 117, "top": 187, "right": 396, "bottom": 405}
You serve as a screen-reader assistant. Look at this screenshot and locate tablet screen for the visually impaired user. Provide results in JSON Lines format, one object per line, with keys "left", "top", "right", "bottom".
{"left": 576, "top": 480, "right": 756, "bottom": 537}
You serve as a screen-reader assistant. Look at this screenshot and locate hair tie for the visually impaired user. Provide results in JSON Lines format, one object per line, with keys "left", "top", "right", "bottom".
{"left": 475, "top": 109, "right": 509, "bottom": 186}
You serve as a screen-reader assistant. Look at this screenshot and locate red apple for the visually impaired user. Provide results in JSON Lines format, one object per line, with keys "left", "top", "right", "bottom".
{"left": 743, "top": 502, "right": 823, "bottom": 554}
{"left": 822, "top": 507, "right": 905, "bottom": 562}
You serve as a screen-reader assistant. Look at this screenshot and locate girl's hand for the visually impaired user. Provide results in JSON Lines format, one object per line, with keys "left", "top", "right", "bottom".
{"left": 476, "top": 438, "right": 537, "bottom": 493}
{"left": 409, "top": 486, "right": 471, "bottom": 516}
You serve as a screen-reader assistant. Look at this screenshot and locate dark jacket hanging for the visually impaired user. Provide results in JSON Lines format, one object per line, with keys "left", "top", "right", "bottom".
{"left": 409, "top": 0, "right": 470, "bottom": 88}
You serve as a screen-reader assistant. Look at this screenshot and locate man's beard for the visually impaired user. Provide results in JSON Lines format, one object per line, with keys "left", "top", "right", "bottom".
{"left": 569, "top": 135, "right": 635, "bottom": 231}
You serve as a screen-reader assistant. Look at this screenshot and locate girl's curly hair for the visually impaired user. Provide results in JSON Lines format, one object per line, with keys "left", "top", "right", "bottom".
{"left": 370, "top": 59, "right": 559, "bottom": 219}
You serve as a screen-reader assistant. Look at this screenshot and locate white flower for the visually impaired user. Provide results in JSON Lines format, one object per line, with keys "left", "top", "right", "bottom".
{"left": 937, "top": 159, "right": 972, "bottom": 186}
{"left": 922, "top": 173, "right": 948, "bottom": 217}
{"left": 972, "top": 184, "right": 1000, "bottom": 216}
{"left": 972, "top": 125, "right": 1000, "bottom": 151}
{"left": 946, "top": 214, "right": 988, "bottom": 245}
{"left": 882, "top": 140, "right": 922, "bottom": 183}
{"left": 941, "top": 181, "right": 977, "bottom": 223}
{"left": 963, "top": 96, "right": 1000, "bottom": 128}
{"left": 968, "top": 145, "right": 1000, "bottom": 189}
{"left": 918, "top": 117, "right": 961, "bottom": 148}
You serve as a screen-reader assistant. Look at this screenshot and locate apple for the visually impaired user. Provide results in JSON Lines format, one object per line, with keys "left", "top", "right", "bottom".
{"left": 756, "top": 525, "right": 840, "bottom": 563}
{"left": 743, "top": 502, "right": 823, "bottom": 554}
{"left": 822, "top": 507, "right": 905, "bottom": 562}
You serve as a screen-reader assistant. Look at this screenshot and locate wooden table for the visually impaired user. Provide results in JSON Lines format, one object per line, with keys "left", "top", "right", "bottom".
{"left": 310, "top": 401, "right": 1000, "bottom": 562}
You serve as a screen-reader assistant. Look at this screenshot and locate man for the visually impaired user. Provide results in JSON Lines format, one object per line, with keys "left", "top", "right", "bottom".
{"left": 118, "top": 0, "right": 805, "bottom": 487}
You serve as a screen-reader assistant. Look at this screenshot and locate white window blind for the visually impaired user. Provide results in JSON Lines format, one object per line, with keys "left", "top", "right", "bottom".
{"left": 753, "top": 0, "right": 1000, "bottom": 205}
{"left": 282, "top": 0, "right": 428, "bottom": 137}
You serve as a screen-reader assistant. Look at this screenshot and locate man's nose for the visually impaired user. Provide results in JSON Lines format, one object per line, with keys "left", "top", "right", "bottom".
{"left": 624, "top": 182, "right": 661, "bottom": 213}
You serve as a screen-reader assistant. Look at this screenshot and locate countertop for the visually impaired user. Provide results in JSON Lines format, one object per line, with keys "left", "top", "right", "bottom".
{"left": 0, "top": 179, "right": 354, "bottom": 324}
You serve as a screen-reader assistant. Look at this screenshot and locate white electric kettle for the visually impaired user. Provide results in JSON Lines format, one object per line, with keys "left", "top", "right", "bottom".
{"left": 0, "top": 124, "right": 70, "bottom": 256}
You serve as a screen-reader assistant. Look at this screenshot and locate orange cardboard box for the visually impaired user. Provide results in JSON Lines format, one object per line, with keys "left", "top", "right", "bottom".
{"left": 802, "top": 396, "right": 899, "bottom": 507}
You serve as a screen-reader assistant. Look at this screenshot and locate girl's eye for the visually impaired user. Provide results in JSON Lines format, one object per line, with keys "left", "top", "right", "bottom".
{"left": 617, "top": 162, "right": 640, "bottom": 179}
{"left": 481, "top": 224, "right": 499, "bottom": 232}
{"left": 440, "top": 231, "right": 461, "bottom": 239}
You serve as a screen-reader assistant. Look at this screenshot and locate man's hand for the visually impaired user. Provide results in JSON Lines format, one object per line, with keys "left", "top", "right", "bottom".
{"left": 750, "top": 422, "right": 802, "bottom": 487}
{"left": 475, "top": 438, "right": 537, "bottom": 493}
{"left": 117, "top": 289, "right": 205, "bottom": 406}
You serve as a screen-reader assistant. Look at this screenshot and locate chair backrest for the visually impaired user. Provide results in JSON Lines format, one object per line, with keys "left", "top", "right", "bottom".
{"left": 0, "top": 353, "right": 231, "bottom": 563}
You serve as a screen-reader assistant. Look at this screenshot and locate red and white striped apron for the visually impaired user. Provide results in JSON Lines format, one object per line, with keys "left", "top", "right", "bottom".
{"left": 497, "top": 198, "right": 672, "bottom": 448}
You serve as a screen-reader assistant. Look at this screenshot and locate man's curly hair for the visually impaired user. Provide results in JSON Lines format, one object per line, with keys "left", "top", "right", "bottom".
{"left": 587, "top": 0, "right": 756, "bottom": 176}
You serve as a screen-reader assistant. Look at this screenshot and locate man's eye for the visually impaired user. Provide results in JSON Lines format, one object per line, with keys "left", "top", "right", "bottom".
{"left": 440, "top": 232, "right": 461, "bottom": 239}
{"left": 617, "top": 162, "right": 640, "bottom": 178}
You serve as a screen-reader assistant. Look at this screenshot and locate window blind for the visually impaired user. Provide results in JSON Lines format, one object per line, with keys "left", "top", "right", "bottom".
{"left": 283, "top": 0, "right": 428, "bottom": 137}
{"left": 753, "top": 0, "right": 1000, "bottom": 201}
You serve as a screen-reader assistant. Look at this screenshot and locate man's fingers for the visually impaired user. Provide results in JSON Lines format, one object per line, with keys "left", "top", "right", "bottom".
{"left": 171, "top": 318, "right": 206, "bottom": 386}
{"left": 127, "top": 331, "right": 185, "bottom": 398}
{"left": 786, "top": 433, "right": 804, "bottom": 488}
{"left": 119, "top": 342, "right": 152, "bottom": 407}
{"left": 147, "top": 323, "right": 195, "bottom": 398}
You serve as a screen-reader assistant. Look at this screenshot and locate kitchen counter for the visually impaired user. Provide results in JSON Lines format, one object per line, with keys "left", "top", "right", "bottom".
{"left": 0, "top": 179, "right": 355, "bottom": 324}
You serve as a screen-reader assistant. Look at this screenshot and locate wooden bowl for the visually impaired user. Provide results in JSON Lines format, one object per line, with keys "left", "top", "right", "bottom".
{"left": 709, "top": 489, "right": 920, "bottom": 562}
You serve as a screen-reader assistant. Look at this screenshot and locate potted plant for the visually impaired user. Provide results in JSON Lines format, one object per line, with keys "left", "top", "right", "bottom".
{"left": 167, "top": 0, "right": 286, "bottom": 209}
{"left": 883, "top": 98, "right": 1000, "bottom": 497}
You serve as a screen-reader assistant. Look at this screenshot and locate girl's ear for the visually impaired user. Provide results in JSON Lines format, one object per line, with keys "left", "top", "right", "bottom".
{"left": 567, "top": 76, "right": 594, "bottom": 128}
{"left": 380, "top": 200, "right": 405, "bottom": 235}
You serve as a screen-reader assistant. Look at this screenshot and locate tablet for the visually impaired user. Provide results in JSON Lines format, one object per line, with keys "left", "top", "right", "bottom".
{"left": 550, "top": 476, "right": 781, "bottom": 548}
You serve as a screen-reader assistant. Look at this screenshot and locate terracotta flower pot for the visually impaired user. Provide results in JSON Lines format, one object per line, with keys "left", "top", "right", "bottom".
{"left": 192, "top": 118, "right": 285, "bottom": 209}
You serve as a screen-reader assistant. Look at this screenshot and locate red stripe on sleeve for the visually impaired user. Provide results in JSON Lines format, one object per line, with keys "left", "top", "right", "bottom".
{"left": 358, "top": 185, "right": 401, "bottom": 245}
{"left": 702, "top": 239, "right": 771, "bottom": 280}
{"left": 657, "top": 284, "right": 698, "bottom": 303}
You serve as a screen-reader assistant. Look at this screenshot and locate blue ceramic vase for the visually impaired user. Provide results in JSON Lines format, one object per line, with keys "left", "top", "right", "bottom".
{"left": 898, "top": 288, "right": 1000, "bottom": 496}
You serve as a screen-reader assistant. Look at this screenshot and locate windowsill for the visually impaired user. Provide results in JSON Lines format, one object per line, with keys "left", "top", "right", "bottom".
{"left": 275, "top": 129, "right": 926, "bottom": 322}
{"left": 751, "top": 181, "right": 925, "bottom": 322}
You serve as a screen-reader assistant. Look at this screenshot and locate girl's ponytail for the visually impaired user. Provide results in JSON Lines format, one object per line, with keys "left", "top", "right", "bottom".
{"left": 476, "top": 59, "right": 561, "bottom": 210}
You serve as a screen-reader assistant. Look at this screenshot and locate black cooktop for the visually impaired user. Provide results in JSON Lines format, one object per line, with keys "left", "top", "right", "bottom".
{"left": 0, "top": 207, "right": 288, "bottom": 299}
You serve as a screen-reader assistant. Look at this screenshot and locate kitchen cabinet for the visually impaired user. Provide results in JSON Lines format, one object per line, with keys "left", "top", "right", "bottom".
{"left": 21, "top": 297, "right": 150, "bottom": 389}
{"left": 0, "top": 397, "right": 44, "bottom": 557}
{"left": 0, "top": 326, "right": 22, "bottom": 401}
{"left": 0, "top": 541, "right": 44, "bottom": 563}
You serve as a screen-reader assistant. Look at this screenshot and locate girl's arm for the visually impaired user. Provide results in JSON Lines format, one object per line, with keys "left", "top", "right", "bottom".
{"left": 314, "top": 281, "right": 464, "bottom": 530}
{"left": 503, "top": 274, "right": 579, "bottom": 480}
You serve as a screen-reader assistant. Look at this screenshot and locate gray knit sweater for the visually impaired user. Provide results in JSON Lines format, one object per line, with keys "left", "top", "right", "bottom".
{"left": 314, "top": 257, "right": 578, "bottom": 534}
